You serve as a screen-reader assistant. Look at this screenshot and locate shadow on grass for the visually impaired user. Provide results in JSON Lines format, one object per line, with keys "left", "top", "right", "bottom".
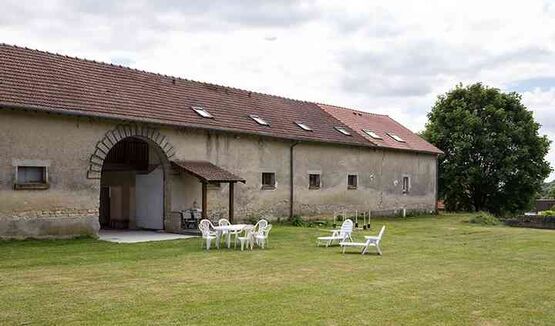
{"left": 338, "top": 251, "right": 382, "bottom": 256}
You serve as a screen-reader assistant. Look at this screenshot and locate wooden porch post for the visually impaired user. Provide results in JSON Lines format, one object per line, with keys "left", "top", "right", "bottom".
{"left": 229, "top": 182, "right": 235, "bottom": 223}
{"left": 201, "top": 182, "right": 207, "bottom": 219}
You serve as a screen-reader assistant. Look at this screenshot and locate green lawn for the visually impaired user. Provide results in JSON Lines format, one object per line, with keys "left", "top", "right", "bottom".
{"left": 0, "top": 214, "right": 553, "bottom": 325}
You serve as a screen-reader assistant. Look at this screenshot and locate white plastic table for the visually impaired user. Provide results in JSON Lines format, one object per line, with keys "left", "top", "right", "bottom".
{"left": 212, "top": 224, "right": 252, "bottom": 248}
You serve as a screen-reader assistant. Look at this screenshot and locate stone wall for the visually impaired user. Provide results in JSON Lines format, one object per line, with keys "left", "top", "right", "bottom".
{"left": 0, "top": 110, "right": 105, "bottom": 238}
{"left": 0, "top": 207, "right": 99, "bottom": 239}
{"left": 505, "top": 215, "right": 555, "bottom": 229}
{"left": 0, "top": 108, "right": 438, "bottom": 238}
{"left": 292, "top": 142, "right": 437, "bottom": 216}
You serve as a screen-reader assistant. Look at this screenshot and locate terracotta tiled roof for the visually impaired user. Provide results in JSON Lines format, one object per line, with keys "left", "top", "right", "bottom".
{"left": 171, "top": 160, "right": 245, "bottom": 183}
{"left": 0, "top": 43, "right": 442, "bottom": 155}
{"left": 318, "top": 104, "right": 443, "bottom": 155}
{"left": 0, "top": 44, "right": 369, "bottom": 147}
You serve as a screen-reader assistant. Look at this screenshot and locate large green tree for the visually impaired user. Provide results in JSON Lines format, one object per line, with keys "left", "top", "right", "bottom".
{"left": 423, "top": 83, "right": 551, "bottom": 215}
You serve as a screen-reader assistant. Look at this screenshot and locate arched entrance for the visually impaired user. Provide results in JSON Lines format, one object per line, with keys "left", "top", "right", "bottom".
{"left": 89, "top": 124, "right": 175, "bottom": 231}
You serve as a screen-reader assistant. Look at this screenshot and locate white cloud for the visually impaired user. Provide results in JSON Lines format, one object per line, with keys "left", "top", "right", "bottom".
{"left": 0, "top": 0, "right": 554, "bottom": 179}
{"left": 521, "top": 88, "right": 555, "bottom": 180}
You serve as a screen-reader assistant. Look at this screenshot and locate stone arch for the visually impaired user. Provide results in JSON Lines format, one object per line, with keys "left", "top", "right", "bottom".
{"left": 87, "top": 124, "right": 176, "bottom": 179}
{"left": 89, "top": 123, "right": 177, "bottom": 231}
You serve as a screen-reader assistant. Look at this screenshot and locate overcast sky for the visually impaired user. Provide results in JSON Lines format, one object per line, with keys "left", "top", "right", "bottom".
{"left": 2, "top": 0, "right": 555, "bottom": 180}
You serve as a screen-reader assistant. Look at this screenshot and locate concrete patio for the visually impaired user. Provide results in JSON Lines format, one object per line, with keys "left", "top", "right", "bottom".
{"left": 98, "top": 230, "right": 195, "bottom": 243}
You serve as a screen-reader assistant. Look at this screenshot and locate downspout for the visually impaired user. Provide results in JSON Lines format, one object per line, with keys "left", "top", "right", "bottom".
{"left": 289, "top": 141, "right": 300, "bottom": 220}
{"left": 435, "top": 154, "right": 439, "bottom": 214}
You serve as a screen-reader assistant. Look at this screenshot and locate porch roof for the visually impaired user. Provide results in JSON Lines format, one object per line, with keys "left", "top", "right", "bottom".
{"left": 171, "top": 160, "right": 246, "bottom": 183}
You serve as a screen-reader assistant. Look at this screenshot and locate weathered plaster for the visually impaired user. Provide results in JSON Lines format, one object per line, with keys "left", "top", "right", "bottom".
{"left": 0, "top": 109, "right": 437, "bottom": 238}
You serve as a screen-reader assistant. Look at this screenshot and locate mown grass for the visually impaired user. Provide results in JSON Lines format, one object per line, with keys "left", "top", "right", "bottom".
{"left": 0, "top": 213, "right": 553, "bottom": 325}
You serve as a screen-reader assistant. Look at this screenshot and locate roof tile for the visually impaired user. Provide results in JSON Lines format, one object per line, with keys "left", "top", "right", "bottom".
{"left": 0, "top": 44, "right": 369, "bottom": 147}
{"left": 0, "top": 44, "right": 441, "bottom": 155}
{"left": 318, "top": 104, "right": 443, "bottom": 154}
{"left": 171, "top": 160, "right": 245, "bottom": 183}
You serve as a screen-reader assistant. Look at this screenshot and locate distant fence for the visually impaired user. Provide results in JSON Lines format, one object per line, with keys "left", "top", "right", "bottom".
{"left": 333, "top": 208, "right": 433, "bottom": 219}
{"left": 505, "top": 215, "right": 555, "bottom": 230}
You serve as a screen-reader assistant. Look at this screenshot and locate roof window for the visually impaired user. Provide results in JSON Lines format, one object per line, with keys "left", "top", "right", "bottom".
{"left": 387, "top": 133, "right": 405, "bottom": 142}
{"left": 335, "top": 126, "right": 351, "bottom": 136}
{"left": 295, "top": 121, "right": 312, "bottom": 131}
{"left": 249, "top": 114, "right": 269, "bottom": 126}
{"left": 362, "top": 129, "right": 382, "bottom": 139}
{"left": 191, "top": 106, "right": 213, "bottom": 118}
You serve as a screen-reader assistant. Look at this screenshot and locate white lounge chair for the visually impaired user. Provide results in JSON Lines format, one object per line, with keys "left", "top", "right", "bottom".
{"left": 199, "top": 219, "right": 219, "bottom": 250}
{"left": 340, "top": 225, "right": 385, "bottom": 255}
{"left": 317, "top": 219, "right": 354, "bottom": 247}
{"left": 254, "top": 224, "right": 272, "bottom": 249}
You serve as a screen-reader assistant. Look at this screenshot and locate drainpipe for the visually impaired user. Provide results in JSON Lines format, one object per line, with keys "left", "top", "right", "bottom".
{"left": 435, "top": 154, "right": 439, "bottom": 214}
{"left": 289, "top": 141, "right": 300, "bottom": 220}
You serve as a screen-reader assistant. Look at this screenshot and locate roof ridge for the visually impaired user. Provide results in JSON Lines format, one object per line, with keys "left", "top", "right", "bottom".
{"left": 316, "top": 102, "right": 388, "bottom": 117}
{"left": 0, "top": 42, "right": 317, "bottom": 105}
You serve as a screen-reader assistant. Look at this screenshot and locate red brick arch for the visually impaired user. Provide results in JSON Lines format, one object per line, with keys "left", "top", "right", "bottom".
{"left": 87, "top": 124, "right": 175, "bottom": 179}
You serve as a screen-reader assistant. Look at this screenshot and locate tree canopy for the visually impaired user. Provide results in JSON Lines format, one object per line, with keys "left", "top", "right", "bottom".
{"left": 423, "top": 83, "right": 551, "bottom": 215}
{"left": 537, "top": 180, "right": 555, "bottom": 198}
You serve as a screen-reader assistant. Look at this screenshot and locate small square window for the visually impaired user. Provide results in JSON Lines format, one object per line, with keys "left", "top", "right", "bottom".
{"left": 295, "top": 121, "right": 312, "bottom": 131}
{"left": 191, "top": 106, "right": 214, "bottom": 118}
{"left": 15, "top": 166, "right": 49, "bottom": 190}
{"left": 402, "top": 176, "right": 410, "bottom": 194}
{"left": 261, "top": 172, "right": 276, "bottom": 190}
{"left": 362, "top": 129, "right": 382, "bottom": 139}
{"left": 250, "top": 114, "right": 269, "bottom": 126}
{"left": 347, "top": 174, "right": 357, "bottom": 189}
{"left": 335, "top": 127, "right": 351, "bottom": 136}
{"left": 309, "top": 174, "right": 321, "bottom": 189}
{"left": 387, "top": 133, "right": 405, "bottom": 142}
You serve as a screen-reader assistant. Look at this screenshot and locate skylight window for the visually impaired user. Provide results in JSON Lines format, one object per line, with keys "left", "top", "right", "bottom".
{"left": 249, "top": 114, "right": 269, "bottom": 126}
{"left": 191, "top": 106, "right": 213, "bottom": 118}
{"left": 362, "top": 129, "right": 382, "bottom": 139}
{"left": 295, "top": 121, "right": 312, "bottom": 131}
{"left": 387, "top": 133, "right": 405, "bottom": 142}
{"left": 335, "top": 126, "right": 351, "bottom": 136}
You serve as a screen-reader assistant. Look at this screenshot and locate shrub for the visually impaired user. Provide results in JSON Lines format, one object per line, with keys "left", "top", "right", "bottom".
{"left": 469, "top": 211, "right": 500, "bottom": 225}
{"left": 245, "top": 214, "right": 259, "bottom": 225}
{"left": 539, "top": 210, "right": 555, "bottom": 217}
{"left": 291, "top": 215, "right": 305, "bottom": 227}
{"left": 311, "top": 220, "right": 329, "bottom": 227}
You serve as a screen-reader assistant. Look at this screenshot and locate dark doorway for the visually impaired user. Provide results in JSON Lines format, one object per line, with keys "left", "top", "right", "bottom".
{"left": 99, "top": 137, "right": 164, "bottom": 230}
{"left": 99, "top": 186, "right": 111, "bottom": 228}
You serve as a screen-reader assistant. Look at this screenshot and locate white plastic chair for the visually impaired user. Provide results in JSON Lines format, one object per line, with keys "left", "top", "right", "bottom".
{"left": 340, "top": 225, "right": 386, "bottom": 255}
{"left": 218, "top": 218, "right": 230, "bottom": 230}
{"left": 236, "top": 225, "right": 255, "bottom": 251}
{"left": 317, "top": 219, "right": 354, "bottom": 247}
{"left": 198, "top": 219, "right": 219, "bottom": 250}
{"left": 254, "top": 224, "right": 272, "bottom": 249}
{"left": 253, "top": 219, "right": 268, "bottom": 233}
{"left": 249, "top": 219, "right": 269, "bottom": 249}
{"left": 218, "top": 218, "right": 234, "bottom": 247}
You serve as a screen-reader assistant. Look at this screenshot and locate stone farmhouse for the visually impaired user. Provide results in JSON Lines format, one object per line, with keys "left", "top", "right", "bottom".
{"left": 0, "top": 44, "right": 442, "bottom": 239}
